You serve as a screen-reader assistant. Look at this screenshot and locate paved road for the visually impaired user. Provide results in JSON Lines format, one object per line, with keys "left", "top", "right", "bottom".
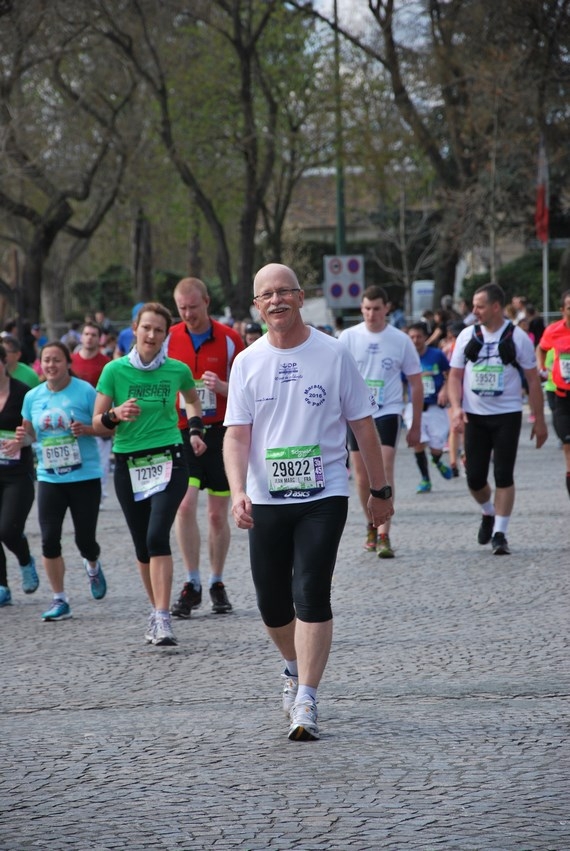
{"left": 2, "top": 412, "right": 569, "bottom": 850}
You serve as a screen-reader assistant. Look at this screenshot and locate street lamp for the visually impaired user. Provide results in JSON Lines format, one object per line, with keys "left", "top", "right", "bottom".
{"left": 334, "top": 0, "right": 346, "bottom": 255}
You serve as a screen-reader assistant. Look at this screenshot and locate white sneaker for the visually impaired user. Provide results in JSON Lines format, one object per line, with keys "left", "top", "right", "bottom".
{"left": 281, "top": 673, "right": 299, "bottom": 716}
{"left": 144, "top": 612, "right": 156, "bottom": 644}
{"left": 152, "top": 613, "right": 177, "bottom": 646}
{"left": 288, "top": 697, "right": 319, "bottom": 741}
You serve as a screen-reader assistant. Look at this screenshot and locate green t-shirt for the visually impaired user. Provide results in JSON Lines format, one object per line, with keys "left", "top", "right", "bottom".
{"left": 544, "top": 347, "right": 555, "bottom": 392}
{"left": 11, "top": 361, "right": 40, "bottom": 388}
{"left": 97, "top": 356, "right": 194, "bottom": 453}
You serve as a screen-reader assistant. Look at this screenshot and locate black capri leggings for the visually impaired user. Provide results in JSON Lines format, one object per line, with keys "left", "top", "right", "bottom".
{"left": 464, "top": 411, "right": 522, "bottom": 492}
{"left": 38, "top": 479, "right": 101, "bottom": 561}
{"left": 113, "top": 445, "right": 188, "bottom": 564}
{"left": 0, "top": 474, "right": 35, "bottom": 584}
{"left": 249, "top": 496, "right": 348, "bottom": 627}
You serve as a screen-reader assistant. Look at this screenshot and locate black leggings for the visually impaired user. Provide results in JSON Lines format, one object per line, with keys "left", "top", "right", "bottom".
{"left": 553, "top": 393, "right": 570, "bottom": 443}
{"left": 0, "top": 474, "right": 35, "bottom": 585}
{"left": 37, "top": 479, "right": 101, "bottom": 561}
{"left": 114, "top": 446, "right": 188, "bottom": 564}
{"left": 249, "top": 496, "right": 348, "bottom": 627}
{"left": 464, "top": 411, "right": 522, "bottom": 492}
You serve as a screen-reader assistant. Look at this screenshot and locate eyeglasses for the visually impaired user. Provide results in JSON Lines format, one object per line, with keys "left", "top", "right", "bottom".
{"left": 253, "top": 288, "right": 301, "bottom": 304}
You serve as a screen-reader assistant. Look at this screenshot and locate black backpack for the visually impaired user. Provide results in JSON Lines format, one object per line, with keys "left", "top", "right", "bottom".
{"left": 464, "top": 322, "right": 528, "bottom": 390}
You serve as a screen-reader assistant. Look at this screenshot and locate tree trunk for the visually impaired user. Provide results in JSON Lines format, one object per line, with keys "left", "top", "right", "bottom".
{"left": 236, "top": 201, "right": 259, "bottom": 316}
{"left": 21, "top": 239, "right": 45, "bottom": 323}
{"left": 187, "top": 204, "right": 202, "bottom": 279}
{"left": 41, "top": 264, "right": 66, "bottom": 341}
{"left": 133, "top": 208, "right": 153, "bottom": 303}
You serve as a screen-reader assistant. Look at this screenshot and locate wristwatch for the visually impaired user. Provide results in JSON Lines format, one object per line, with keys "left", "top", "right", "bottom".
{"left": 370, "top": 485, "right": 392, "bottom": 499}
{"left": 108, "top": 408, "right": 119, "bottom": 423}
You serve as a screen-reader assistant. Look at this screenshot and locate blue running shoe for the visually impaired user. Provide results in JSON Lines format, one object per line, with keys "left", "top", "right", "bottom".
{"left": 434, "top": 460, "right": 453, "bottom": 480}
{"left": 0, "top": 586, "right": 12, "bottom": 606}
{"left": 21, "top": 557, "right": 39, "bottom": 594}
{"left": 42, "top": 600, "right": 72, "bottom": 621}
{"left": 83, "top": 559, "right": 107, "bottom": 600}
{"left": 416, "top": 479, "right": 432, "bottom": 493}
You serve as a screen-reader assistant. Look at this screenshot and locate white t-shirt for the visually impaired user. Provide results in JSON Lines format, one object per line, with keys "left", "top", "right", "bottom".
{"left": 224, "top": 327, "right": 377, "bottom": 505}
{"left": 450, "top": 320, "right": 536, "bottom": 414}
{"left": 337, "top": 322, "right": 421, "bottom": 417}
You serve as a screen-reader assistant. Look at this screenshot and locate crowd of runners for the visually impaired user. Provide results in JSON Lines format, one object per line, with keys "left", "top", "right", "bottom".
{"left": 1, "top": 270, "right": 569, "bottom": 742}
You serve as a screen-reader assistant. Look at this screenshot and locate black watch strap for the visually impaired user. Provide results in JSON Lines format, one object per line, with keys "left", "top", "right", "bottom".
{"left": 370, "top": 485, "right": 392, "bottom": 499}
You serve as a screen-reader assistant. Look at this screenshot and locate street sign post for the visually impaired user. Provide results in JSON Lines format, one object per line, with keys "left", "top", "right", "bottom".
{"left": 323, "top": 255, "right": 364, "bottom": 309}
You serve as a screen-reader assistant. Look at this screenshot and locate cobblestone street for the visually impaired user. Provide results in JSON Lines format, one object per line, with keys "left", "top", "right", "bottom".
{"left": 2, "top": 413, "right": 569, "bottom": 850}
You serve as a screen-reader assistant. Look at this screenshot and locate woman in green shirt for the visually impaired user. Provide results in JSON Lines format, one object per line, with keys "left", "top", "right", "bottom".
{"left": 94, "top": 302, "right": 206, "bottom": 646}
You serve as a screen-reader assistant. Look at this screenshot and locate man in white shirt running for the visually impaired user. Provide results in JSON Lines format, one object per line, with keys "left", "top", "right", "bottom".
{"left": 448, "top": 283, "right": 547, "bottom": 555}
{"left": 338, "top": 285, "right": 423, "bottom": 558}
{"left": 223, "top": 264, "right": 394, "bottom": 741}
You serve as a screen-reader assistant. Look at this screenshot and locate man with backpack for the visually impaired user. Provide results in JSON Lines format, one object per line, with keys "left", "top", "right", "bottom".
{"left": 448, "top": 283, "right": 547, "bottom": 555}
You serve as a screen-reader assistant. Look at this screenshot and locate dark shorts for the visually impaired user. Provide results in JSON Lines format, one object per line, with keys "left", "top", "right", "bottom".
{"left": 553, "top": 393, "right": 570, "bottom": 444}
{"left": 181, "top": 426, "right": 229, "bottom": 494}
{"left": 347, "top": 414, "right": 401, "bottom": 451}
{"left": 248, "top": 496, "right": 348, "bottom": 627}
{"left": 464, "top": 411, "right": 522, "bottom": 491}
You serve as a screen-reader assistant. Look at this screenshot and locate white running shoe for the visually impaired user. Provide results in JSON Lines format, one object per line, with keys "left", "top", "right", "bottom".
{"left": 152, "top": 613, "right": 177, "bottom": 646}
{"left": 281, "top": 673, "right": 299, "bottom": 716}
{"left": 144, "top": 612, "right": 156, "bottom": 644}
{"left": 288, "top": 698, "right": 319, "bottom": 741}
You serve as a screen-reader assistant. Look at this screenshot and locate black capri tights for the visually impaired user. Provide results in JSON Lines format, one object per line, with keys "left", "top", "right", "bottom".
{"left": 248, "top": 496, "right": 348, "bottom": 627}
{"left": 114, "top": 446, "right": 188, "bottom": 564}
{"left": 464, "top": 411, "right": 522, "bottom": 492}
{"left": 0, "top": 474, "right": 35, "bottom": 583}
{"left": 38, "top": 479, "right": 101, "bottom": 561}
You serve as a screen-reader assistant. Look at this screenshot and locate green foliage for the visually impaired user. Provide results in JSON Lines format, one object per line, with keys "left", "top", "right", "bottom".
{"left": 70, "top": 266, "right": 133, "bottom": 317}
{"left": 2, "top": 0, "right": 569, "bottom": 321}
{"left": 462, "top": 250, "right": 563, "bottom": 311}
{"left": 154, "top": 270, "right": 181, "bottom": 315}
{"left": 72, "top": 257, "right": 231, "bottom": 323}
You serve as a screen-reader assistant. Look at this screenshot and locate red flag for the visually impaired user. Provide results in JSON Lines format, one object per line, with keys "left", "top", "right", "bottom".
{"left": 535, "top": 137, "right": 549, "bottom": 243}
